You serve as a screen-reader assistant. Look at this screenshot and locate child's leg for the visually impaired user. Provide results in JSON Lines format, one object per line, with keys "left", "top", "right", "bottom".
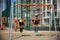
{"left": 34, "top": 25, "right": 38, "bottom": 35}
{"left": 14, "top": 23, "right": 17, "bottom": 31}
{"left": 20, "top": 28, "right": 23, "bottom": 33}
{"left": 20, "top": 26, "right": 24, "bottom": 33}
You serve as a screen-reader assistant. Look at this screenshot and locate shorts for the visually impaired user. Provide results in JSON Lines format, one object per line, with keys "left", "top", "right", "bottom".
{"left": 34, "top": 25, "right": 39, "bottom": 31}
{"left": 20, "top": 26, "right": 24, "bottom": 32}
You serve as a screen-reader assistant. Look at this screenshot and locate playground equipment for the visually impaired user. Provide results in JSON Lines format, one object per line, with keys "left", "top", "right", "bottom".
{"left": 9, "top": 1, "right": 58, "bottom": 40}
{"left": 16, "top": 3, "right": 58, "bottom": 38}
{"left": 16, "top": 4, "right": 52, "bottom": 8}
{"left": 15, "top": 3, "right": 53, "bottom": 29}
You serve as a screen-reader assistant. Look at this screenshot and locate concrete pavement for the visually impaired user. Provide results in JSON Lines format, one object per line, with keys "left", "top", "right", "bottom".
{"left": 0, "top": 29, "right": 60, "bottom": 40}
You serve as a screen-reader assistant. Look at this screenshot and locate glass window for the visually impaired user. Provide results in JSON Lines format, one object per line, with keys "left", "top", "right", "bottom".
{"left": 43, "top": 6, "right": 45, "bottom": 10}
{"left": 43, "top": 12, "right": 45, "bottom": 17}
{"left": 53, "top": 0, "right": 57, "bottom": 5}
{"left": 33, "top": 6, "right": 36, "bottom": 10}
{"left": 44, "top": 19, "right": 49, "bottom": 24}
{"left": 37, "top": 8, "right": 40, "bottom": 13}
{"left": 55, "top": 18, "right": 59, "bottom": 26}
{"left": 22, "top": 0, "right": 26, "bottom": 3}
{"left": 53, "top": 0, "right": 57, "bottom": 9}
{"left": 33, "top": 0, "right": 35, "bottom": 3}
{"left": 47, "top": 0, "right": 51, "bottom": 3}
{"left": 54, "top": 5, "right": 57, "bottom": 9}
{"left": 22, "top": 6, "right": 26, "bottom": 9}
{"left": 37, "top": 0, "right": 40, "bottom": 3}
{"left": 33, "top": 10, "right": 35, "bottom": 13}
{"left": 22, "top": 6, "right": 26, "bottom": 11}
{"left": 55, "top": 11, "right": 57, "bottom": 17}
{"left": 47, "top": 11, "right": 51, "bottom": 16}
{"left": 43, "top": 0, "right": 45, "bottom": 4}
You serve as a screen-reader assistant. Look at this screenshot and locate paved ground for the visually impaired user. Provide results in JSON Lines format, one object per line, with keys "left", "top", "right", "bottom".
{"left": 0, "top": 29, "right": 60, "bottom": 40}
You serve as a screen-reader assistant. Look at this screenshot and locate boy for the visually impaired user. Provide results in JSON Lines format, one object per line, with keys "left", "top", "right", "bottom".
{"left": 19, "top": 18, "right": 25, "bottom": 33}
{"left": 32, "top": 16, "right": 40, "bottom": 35}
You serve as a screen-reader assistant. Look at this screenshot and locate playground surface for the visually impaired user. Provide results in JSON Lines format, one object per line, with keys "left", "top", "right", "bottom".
{"left": 0, "top": 28, "right": 60, "bottom": 40}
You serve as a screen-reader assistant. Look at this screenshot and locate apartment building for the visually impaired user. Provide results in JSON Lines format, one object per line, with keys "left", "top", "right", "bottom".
{"left": 57, "top": 0, "right": 60, "bottom": 27}
{"left": 1, "top": 0, "right": 60, "bottom": 30}
{"left": 15, "top": 0, "right": 60, "bottom": 27}
{"left": 42, "top": 0, "right": 59, "bottom": 27}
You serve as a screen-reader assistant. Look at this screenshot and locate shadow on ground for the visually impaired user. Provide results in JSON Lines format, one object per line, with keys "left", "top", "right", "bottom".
{"left": 13, "top": 34, "right": 31, "bottom": 39}
{"left": 57, "top": 33, "right": 60, "bottom": 40}
{"left": 36, "top": 34, "right": 45, "bottom": 36}
{"left": 13, "top": 34, "right": 45, "bottom": 40}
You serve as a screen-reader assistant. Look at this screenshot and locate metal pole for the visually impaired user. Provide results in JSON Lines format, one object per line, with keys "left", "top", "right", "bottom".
{"left": 52, "top": 6, "right": 57, "bottom": 39}
{"left": 17, "top": 0, "right": 18, "bottom": 19}
{"left": 9, "top": 3, "right": 14, "bottom": 40}
{"left": 9, "top": 8, "right": 12, "bottom": 40}
{"left": 54, "top": 9, "right": 58, "bottom": 39}
{"left": 18, "top": 0, "right": 19, "bottom": 18}
{"left": 0, "top": 11, "right": 2, "bottom": 28}
{"left": 49, "top": 13, "right": 51, "bottom": 36}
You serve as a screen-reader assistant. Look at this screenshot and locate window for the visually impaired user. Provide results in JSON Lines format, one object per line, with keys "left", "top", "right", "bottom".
{"left": 43, "top": 0, "right": 45, "bottom": 4}
{"left": 44, "top": 19, "right": 49, "bottom": 24}
{"left": 54, "top": 5, "right": 57, "bottom": 9}
{"left": 47, "top": 11, "right": 51, "bottom": 16}
{"left": 33, "top": 10, "right": 35, "bottom": 13}
{"left": 53, "top": 0, "right": 57, "bottom": 9}
{"left": 37, "top": 0, "right": 40, "bottom": 3}
{"left": 47, "top": 0, "right": 51, "bottom": 3}
{"left": 43, "top": 6, "right": 45, "bottom": 10}
{"left": 55, "top": 18, "right": 59, "bottom": 26}
{"left": 55, "top": 11, "right": 57, "bottom": 17}
{"left": 22, "top": 0, "right": 26, "bottom": 3}
{"left": 22, "top": 6, "right": 26, "bottom": 9}
{"left": 53, "top": 0, "right": 57, "bottom": 5}
{"left": 37, "top": 8, "right": 40, "bottom": 13}
{"left": 22, "top": 6, "right": 26, "bottom": 11}
{"left": 43, "top": 12, "right": 45, "bottom": 17}
{"left": 33, "top": 0, "right": 35, "bottom": 3}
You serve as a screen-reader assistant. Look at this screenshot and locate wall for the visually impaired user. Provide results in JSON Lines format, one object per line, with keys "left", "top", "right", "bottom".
{"left": 57, "top": 0, "right": 60, "bottom": 26}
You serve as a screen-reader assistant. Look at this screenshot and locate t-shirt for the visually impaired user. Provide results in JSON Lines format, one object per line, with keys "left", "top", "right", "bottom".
{"left": 19, "top": 19, "right": 23, "bottom": 23}
{"left": 19, "top": 19, "right": 25, "bottom": 26}
{"left": 32, "top": 18, "right": 40, "bottom": 25}
{"left": 19, "top": 19, "right": 25, "bottom": 23}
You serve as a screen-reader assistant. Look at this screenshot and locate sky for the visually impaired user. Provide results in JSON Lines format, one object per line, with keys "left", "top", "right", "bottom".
{"left": 0, "top": 0, "right": 6, "bottom": 11}
{"left": 0, "top": 0, "right": 2, "bottom": 11}
{"left": 0, "top": 0, "right": 6, "bottom": 18}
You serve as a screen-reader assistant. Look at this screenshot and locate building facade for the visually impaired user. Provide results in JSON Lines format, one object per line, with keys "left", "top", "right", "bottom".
{"left": 1, "top": 0, "right": 60, "bottom": 30}
{"left": 42, "top": 0, "right": 58, "bottom": 27}
{"left": 57, "top": 0, "right": 60, "bottom": 27}
{"left": 15, "top": 0, "right": 60, "bottom": 25}
{"left": 14, "top": 0, "right": 60, "bottom": 30}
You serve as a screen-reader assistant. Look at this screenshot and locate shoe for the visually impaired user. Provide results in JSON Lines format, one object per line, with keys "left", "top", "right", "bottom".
{"left": 34, "top": 31, "right": 38, "bottom": 36}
